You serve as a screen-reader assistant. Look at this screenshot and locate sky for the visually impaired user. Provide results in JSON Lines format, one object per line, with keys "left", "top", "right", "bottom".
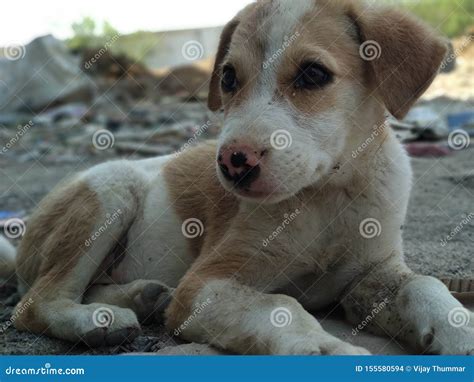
{"left": 1, "top": 0, "right": 254, "bottom": 46}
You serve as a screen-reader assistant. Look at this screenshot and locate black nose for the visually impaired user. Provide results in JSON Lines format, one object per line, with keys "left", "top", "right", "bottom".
{"left": 230, "top": 151, "right": 247, "bottom": 167}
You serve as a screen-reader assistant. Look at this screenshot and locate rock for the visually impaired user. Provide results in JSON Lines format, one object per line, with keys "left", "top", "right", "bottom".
{"left": 0, "top": 35, "right": 94, "bottom": 113}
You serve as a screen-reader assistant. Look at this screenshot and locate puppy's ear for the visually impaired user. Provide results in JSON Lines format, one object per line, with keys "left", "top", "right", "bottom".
{"left": 351, "top": 6, "right": 447, "bottom": 118}
{"left": 208, "top": 3, "right": 256, "bottom": 111}
{"left": 208, "top": 19, "right": 240, "bottom": 111}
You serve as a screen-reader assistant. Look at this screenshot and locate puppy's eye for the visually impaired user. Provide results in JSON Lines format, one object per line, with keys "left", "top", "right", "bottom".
{"left": 295, "top": 62, "right": 332, "bottom": 89}
{"left": 221, "top": 65, "right": 238, "bottom": 92}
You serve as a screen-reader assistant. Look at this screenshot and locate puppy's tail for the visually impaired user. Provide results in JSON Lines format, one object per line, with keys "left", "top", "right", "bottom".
{"left": 0, "top": 234, "right": 16, "bottom": 281}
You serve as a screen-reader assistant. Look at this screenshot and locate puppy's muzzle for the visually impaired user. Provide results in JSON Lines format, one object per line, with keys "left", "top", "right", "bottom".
{"left": 217, "top": 145, "right": 265, "bottom": 189}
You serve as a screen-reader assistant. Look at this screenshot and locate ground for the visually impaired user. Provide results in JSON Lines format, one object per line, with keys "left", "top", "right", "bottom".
{"left": 0, "top": 145, "right": 472, "bottom": 355}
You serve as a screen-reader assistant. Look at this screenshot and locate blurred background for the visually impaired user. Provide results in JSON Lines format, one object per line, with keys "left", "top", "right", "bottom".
{"left": 0, "top": 0, "right": 472, "bottom": 354}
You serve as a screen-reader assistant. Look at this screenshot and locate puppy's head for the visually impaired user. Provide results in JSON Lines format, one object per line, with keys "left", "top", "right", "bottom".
{"left": 210, "top": 0, "right": 446, "bottom": 203}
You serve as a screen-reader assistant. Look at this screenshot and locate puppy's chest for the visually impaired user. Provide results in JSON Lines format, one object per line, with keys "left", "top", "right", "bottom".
{"left": 261, "top": 203, "right": 348, "bottom": 270}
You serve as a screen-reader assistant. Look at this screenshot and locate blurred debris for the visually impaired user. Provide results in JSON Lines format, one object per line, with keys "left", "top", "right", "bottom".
{"left": 404, "top": 142, "right": 451, "bottom": 157}
{"left": 157, "top": 65, "right": 210, "bottom": 100}
{"left": 447, "top": 110, "right": 474, "bottom": 136}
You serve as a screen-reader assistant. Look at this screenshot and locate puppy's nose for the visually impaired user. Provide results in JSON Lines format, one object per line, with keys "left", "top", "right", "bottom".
{"left": 217, "top": 145, "right": 265, "bottom": 188}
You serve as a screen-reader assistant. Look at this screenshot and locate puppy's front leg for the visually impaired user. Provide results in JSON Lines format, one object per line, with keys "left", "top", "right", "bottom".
{"left": 165, "top": 249, "right": 370, "bottom": 355}
{"left": 343, "top": 256, "right": 474, "bottom": 354}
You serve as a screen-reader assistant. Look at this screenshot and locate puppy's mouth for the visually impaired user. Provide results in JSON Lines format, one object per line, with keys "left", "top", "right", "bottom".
{"left": 216, "top": 166, "right": 289, "bottom": 202}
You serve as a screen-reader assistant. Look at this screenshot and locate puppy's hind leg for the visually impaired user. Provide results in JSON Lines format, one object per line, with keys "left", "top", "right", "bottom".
{"left": 14, "top": 174, "right": 142, "bottom": 347}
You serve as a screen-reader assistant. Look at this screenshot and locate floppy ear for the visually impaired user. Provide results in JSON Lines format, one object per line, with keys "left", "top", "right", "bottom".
{"left": 352, "top": 6, "right": 447, "bottom": 119}
{"left": 208, "top": 3, "right": 257, "bottom": 111}
{"left": 208, "top": 18, "right": 241, "bottom": 111}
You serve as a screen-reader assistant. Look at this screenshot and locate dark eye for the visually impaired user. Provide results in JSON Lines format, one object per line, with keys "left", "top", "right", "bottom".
{"left": 221, "top": 65, "right": 238, "bottom": 92}
{"left": 294, "top": 62, "right": 332, "bottom": 89}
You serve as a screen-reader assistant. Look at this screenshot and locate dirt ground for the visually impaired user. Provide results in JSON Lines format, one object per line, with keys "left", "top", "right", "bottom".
{"left": 0, "top": 143, "right": 472, "bottom": 355}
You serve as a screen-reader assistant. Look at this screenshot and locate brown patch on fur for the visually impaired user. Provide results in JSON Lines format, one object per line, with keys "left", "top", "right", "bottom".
{"left": 163, "top": 141, "right": 240, "bottom": 328}
{"left": 346, "top": 2, "right": 447, "bottom": 118}
{"left": 14, "top": 180, "right": 101, "bottom": 332}
{"left": 163, "top": 141, "right": 239, "bottom": 259}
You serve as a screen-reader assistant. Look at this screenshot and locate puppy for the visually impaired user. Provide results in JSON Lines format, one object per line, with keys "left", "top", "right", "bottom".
{"left": 5, "top": 0, "right": 474, "bottom": 354}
